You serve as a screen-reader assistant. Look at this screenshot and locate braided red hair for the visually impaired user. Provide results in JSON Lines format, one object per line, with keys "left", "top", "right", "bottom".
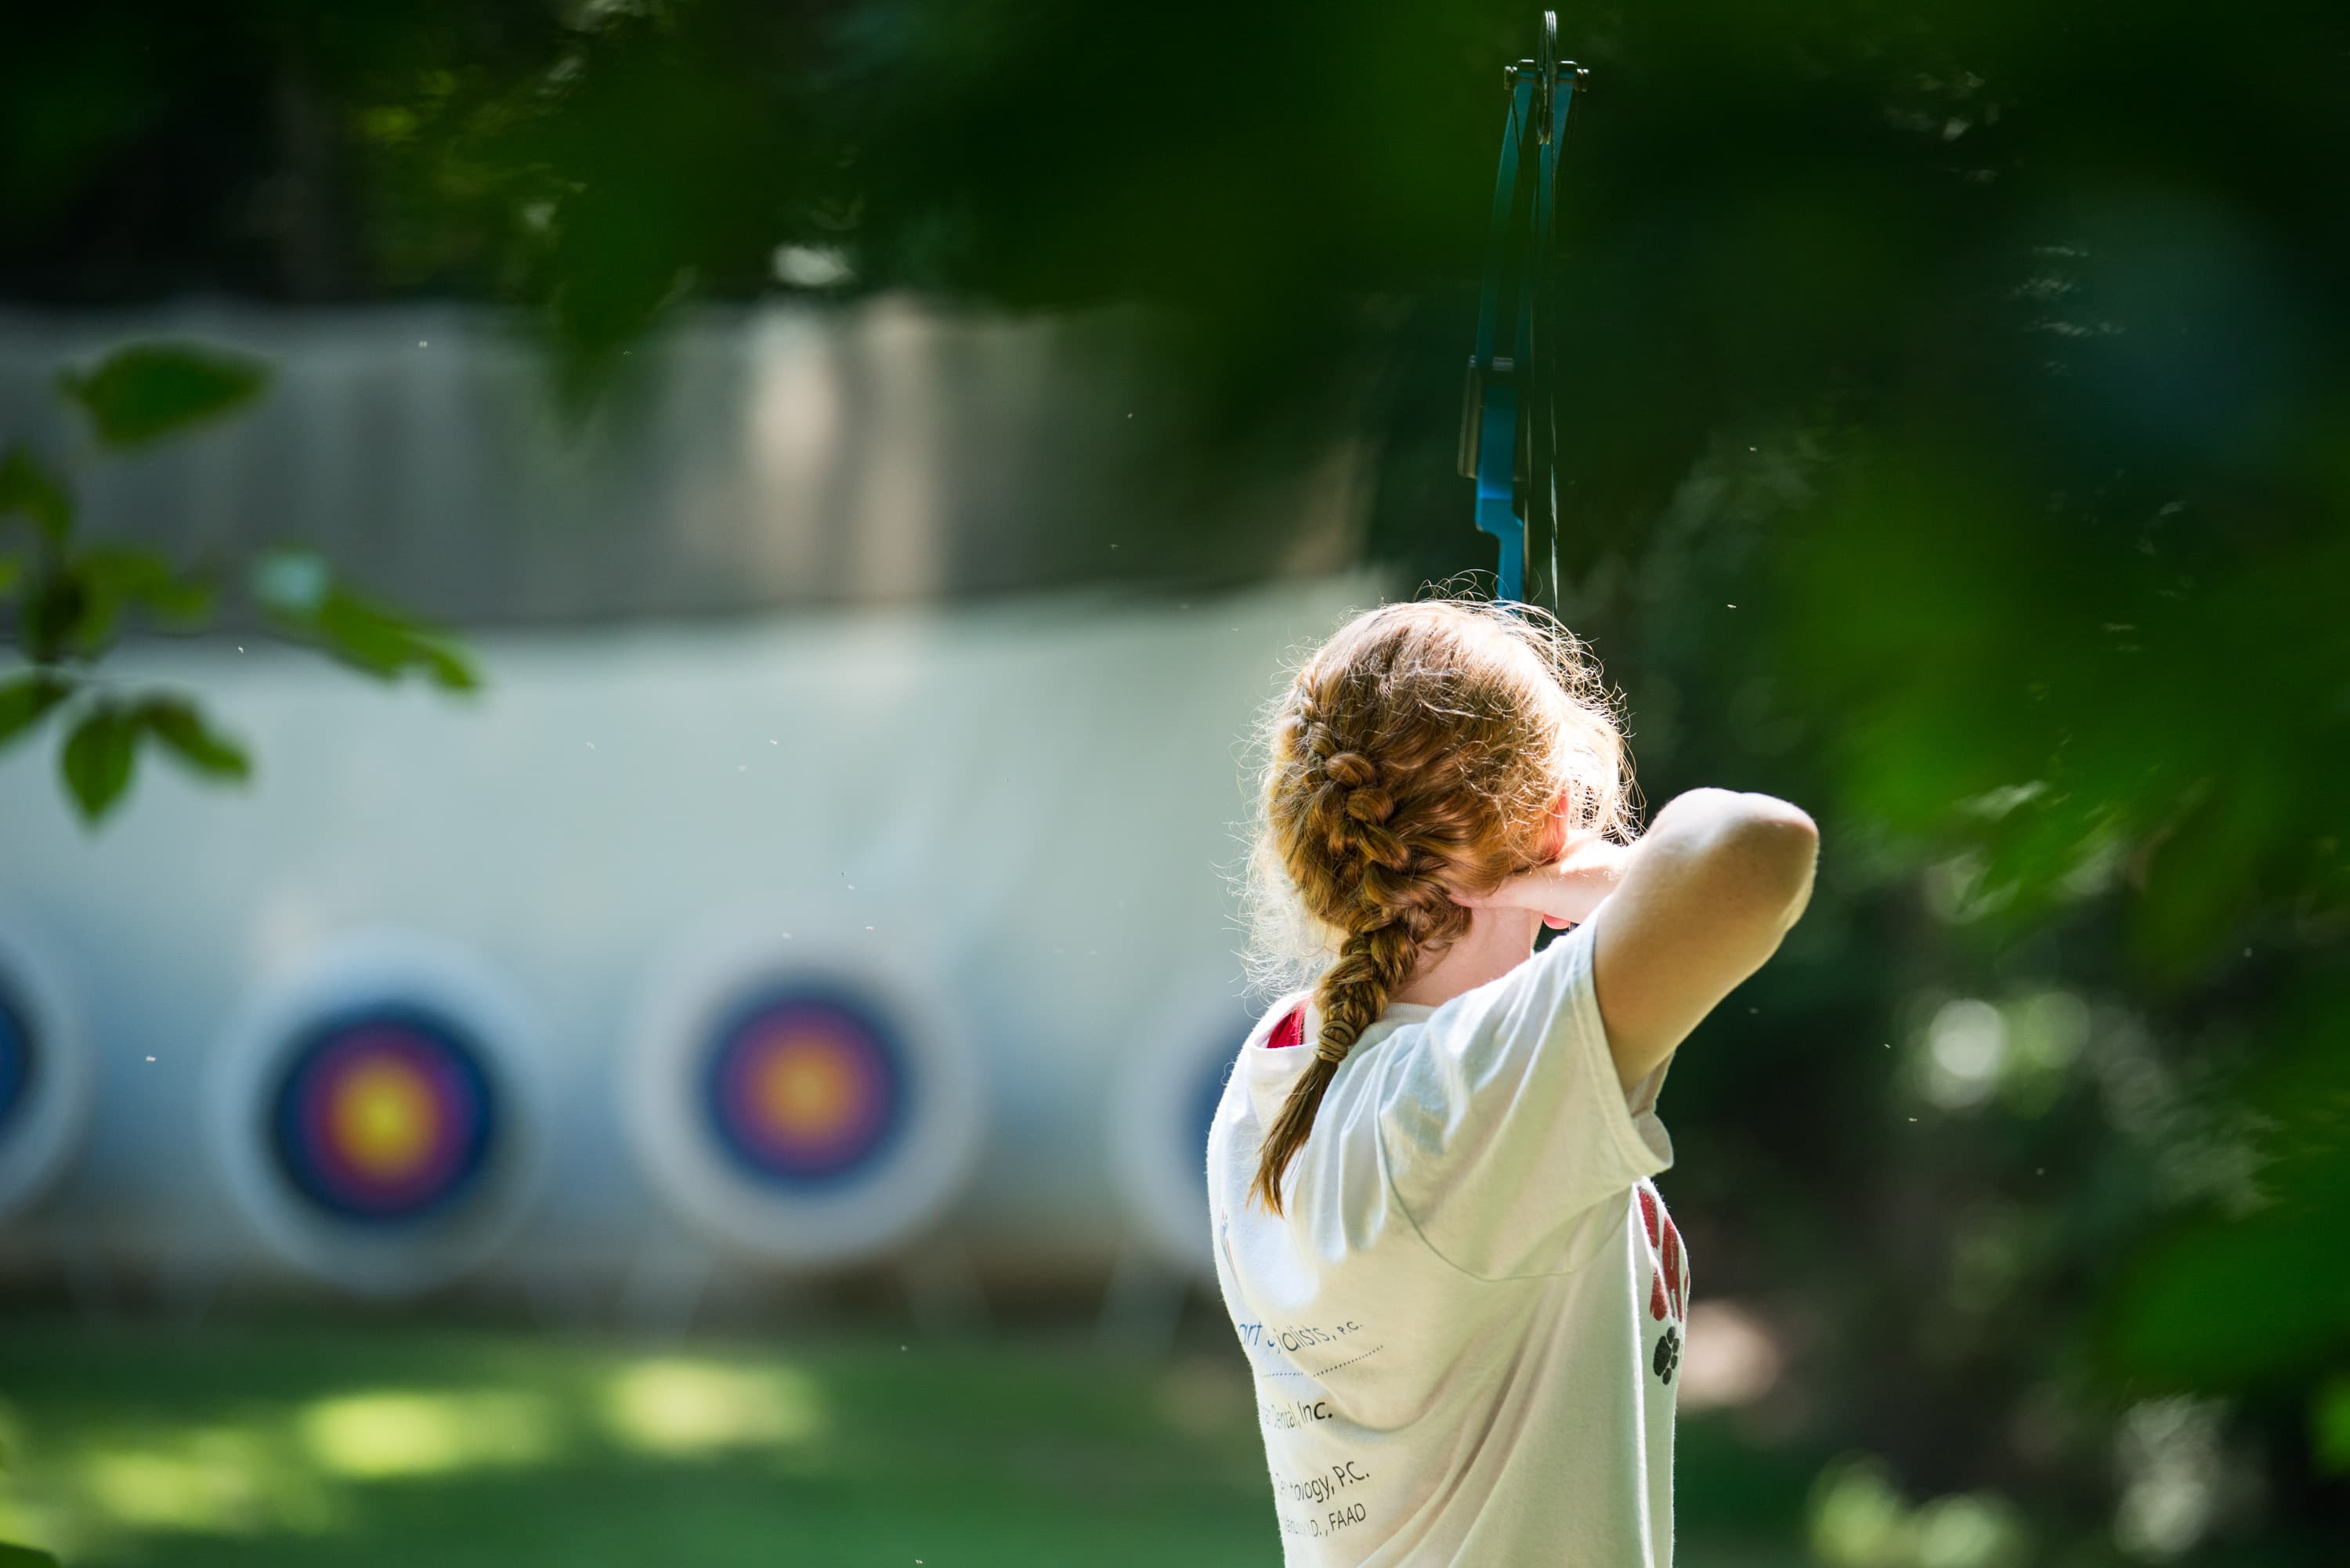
{"left": 1248, "top": 598, "right": 1631, "bottom": 1214}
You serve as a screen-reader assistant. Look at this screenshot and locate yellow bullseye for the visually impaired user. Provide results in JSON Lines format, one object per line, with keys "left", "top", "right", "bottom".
{"left": 750, "top": 1035, "right": 860, "bottom": 1140}
{"left": 329, "top": 1057, "right": 438, "bottom": 1177}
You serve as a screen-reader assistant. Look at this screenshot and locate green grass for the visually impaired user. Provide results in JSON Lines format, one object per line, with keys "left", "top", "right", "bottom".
{"left": 0, "top": 1314, "right": 1846, "bottom": 1567}
{"left": 0, "top": 1316, "right": 1283, "bottom": 1568}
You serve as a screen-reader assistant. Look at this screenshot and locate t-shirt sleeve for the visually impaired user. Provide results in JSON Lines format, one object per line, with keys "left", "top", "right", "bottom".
{"left": 1374, "top": 919, "right": 1674, "bottom": 1279}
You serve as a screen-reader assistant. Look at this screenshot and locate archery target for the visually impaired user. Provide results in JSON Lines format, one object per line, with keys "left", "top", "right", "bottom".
{"left": 1110, "top": 986, "right": 1254, "bottom": 1277}
{"left": 0, "top": 913, "right": 92, "bottom": 1223}
{"left": 0, "top": 990, "right": 28, "bottom": 1135}
{"left": 626, "top": 923, "right": 982, "bottom": 1265}
{"left": 267, "top": 1006, "right": 498, "bottom": 1223}
{"left": 210, "top": 932, "right": 548, "bottom": 1294}
{"left": 704, "top": 985, "right": 906, "bottom": 1187}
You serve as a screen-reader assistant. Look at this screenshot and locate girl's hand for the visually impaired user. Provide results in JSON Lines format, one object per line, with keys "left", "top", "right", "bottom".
{"left": 1452, "top": 832, "right": 1640, "bottom": 929}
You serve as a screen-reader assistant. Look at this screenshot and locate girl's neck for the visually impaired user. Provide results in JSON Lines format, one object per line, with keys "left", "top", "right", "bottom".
{"left": 1389, "top": 907, "right": 1543, "bottom": 1010}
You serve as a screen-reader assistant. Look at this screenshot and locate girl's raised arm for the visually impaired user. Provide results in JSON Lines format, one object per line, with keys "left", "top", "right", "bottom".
{"left": 1472, "top": 788, "right": 1817, "bottom": 1089}
{"left": 1586, "top": 789, "right": 1816, "bottom": 1088}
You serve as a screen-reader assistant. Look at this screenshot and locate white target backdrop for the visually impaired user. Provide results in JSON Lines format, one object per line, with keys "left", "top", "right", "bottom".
{"left": 624, "top": 916, "right": 985, "bottom": 1266}
{"left": 1108, "top": 984, "right": 1257, "bottom": 1279}
{"left": 0, "top": 910, "right": 93, "bottom": 1223}
{"left": 208, "top": 930, "right": 551, "bottom": 1295}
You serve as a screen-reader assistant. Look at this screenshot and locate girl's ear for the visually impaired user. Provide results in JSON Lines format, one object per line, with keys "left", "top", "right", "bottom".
{"left": 1539, "top": 788, "right": 1573, "bottom": 862}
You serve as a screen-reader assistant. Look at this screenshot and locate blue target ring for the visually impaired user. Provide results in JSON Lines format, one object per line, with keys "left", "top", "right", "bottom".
{"left": 0, "top": 983, "right": 31, "bottom": 1138}
{"left": 702, "top": 985, "right": 908, "bottom": 1190}
{"left": 1111, "top": 993, "right": 1260, "bottom": 1278}
{"left": 1191, "top": 1046, "right": 1235, "bottom": 1166}
{"left": 266, "top": 1003, "right": 500, "bottom": 1225}
{"left": 0, "top": 917, "right": 91, "bottom": 1226}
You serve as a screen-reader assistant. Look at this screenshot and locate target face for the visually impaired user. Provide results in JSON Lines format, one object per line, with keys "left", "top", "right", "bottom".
{"left": 625, "top": 922, "right": 983, "bottom": 1266}
{"left": 212, "top": 934, "right": 547, "bottom": 1295}
{"left": 0, "top": 985, "right": 31, "bottom": 1137}
{"left": 0, "top": 915, "right": 92, "bottom": 1223}
{"left": 1110, "top": 987, "right": 1261, "bottom": 1278}
{"left": 269, "top": 1006, "right": 498, "bottom": 1223}
{"left": 1188, "top": 1046, "right": 1232, "bottom": 1176}
{"left": 705, "top": 988, "right": 905, "bottom": 1187}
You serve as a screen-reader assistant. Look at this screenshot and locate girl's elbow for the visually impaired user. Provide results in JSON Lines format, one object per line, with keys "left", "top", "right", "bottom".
{"left": 1724, "top": 800, "right": 1819, "bottom": 928}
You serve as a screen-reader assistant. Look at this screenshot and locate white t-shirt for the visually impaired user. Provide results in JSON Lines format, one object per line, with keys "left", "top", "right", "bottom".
{"left": 1207, "top": 919, "right": 1687, "bottom": 1566}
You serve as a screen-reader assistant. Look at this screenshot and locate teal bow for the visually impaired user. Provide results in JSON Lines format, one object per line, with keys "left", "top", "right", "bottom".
{"left": 1459, "top": 13, "right": 1586, "bottom": 607}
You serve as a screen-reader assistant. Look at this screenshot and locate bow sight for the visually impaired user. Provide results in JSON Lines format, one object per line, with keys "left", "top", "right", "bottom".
{"left": 1459, "top": 12, "right": 1587, "bottom": 608}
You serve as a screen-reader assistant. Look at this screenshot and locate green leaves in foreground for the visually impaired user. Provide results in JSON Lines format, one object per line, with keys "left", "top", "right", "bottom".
{"left": 0, "top": 671, "right": 74, "bottom": 749}
{"left": 2315, "top": 1378, "right": 2350, "bottom": 1474}
{"left": 2099, "top": 976, "right": 2350, "bottom": 1393}
{"left": 139, "top": 695, "right": 251, "bottom": 779}
{"left": 0, "top": 444, "right": 73, "bottom": 541}
{"left": 54, "top": 695, "right": 250, "bottom": 824}
{"left": 0, "top": 1543, "right": 62, "bottom": 1568}
{"left": 45, "top": 546, "right": 215, "bottom": 659}
{"left": 1, "top": 338, "right": 473, "bottom": 829}
{"left": 5, "top": 671, "right": 252, "bottom": 825}
{"left": 56, "top": 342, "right": 269, "bottom": 450}
{"left": 253, "top": 548, "right": 476, "bottom": 690}
{"left": 0, "top": 546, "right": 470, "bottom": 828}
{"left": 58, "top": 702, "right": 137, "bottom": 818}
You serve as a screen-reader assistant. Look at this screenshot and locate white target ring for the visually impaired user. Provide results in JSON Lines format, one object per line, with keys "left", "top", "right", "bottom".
{"left": 1109, "top": 983, "right": 1255, "bottom": 1278}
{"left": 624, "top": 917, "right": 984, "bottom": 1266}
{"left": 208, "top": 930, "right": 551, "bottom": 1295}
{"left": 0, "top": 910, "right": 94, "bottom": 1223}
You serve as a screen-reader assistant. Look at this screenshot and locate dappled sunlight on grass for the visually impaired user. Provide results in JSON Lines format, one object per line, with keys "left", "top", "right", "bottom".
{"left": 79, "top": 1442, "right": 267, "bottom": 1535}
{"left": 0, "top": 1319, "right": 1289, "bottom": 1568}
{"left": 599, "top": 1358, "right": 826, "bottom": 1457}
{"left": 31, "top": 1419, "right": 343, "bottom": 1559}
{"left": 8, "top": 1357, "right": 837, "bottom": 1554}
{"left": 298, "top": 1389, "right": 562, "bottom": 1479}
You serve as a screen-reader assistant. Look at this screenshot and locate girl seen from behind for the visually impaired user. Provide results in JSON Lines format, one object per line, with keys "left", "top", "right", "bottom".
{"left": 1210, "top": 598, "right": 1817, "bottom": 1566}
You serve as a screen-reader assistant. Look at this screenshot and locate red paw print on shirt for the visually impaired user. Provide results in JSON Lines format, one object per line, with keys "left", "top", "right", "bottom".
{"left": 1640, "top": 1187, "right": 1688, "bottom": 1386}
{"left": 1639, "top": 1187, "right": 1688, "bottom": 1324}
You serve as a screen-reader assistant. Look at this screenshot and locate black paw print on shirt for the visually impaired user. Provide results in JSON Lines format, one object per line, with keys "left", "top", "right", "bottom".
{"left": 1652, "top": 1326, "right": 1680, "bottom": 1383}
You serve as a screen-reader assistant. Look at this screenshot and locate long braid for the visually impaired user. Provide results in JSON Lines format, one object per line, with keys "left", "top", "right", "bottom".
{"left": 1243, "top": 599, "right": 1632, "bottom": 1216}
{"left": 1249, "top": 921, "right": 1422, "bottom": 1214}
{"left": 1252, "top": 705, "right": 1467, "bottom": 1212}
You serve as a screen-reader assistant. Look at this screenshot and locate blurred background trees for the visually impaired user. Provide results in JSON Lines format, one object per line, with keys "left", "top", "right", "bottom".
{"left": 3, "top": 0, "right": 2346, "bottom": 1562}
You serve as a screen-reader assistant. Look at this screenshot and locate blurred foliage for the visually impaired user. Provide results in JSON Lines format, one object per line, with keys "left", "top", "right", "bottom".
{"left": 0, "top": 342, "right": 475, "bottom": 825}
{"left": 2, "top": 0, "right": 2348, "bottom": 1559}
{"left": 55, "top": 343, "right": 266, "bottom": 449}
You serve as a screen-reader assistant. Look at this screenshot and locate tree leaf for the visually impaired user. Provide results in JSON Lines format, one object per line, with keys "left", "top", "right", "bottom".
{"left": 0, "top": 671, "right": 73, "bottom": 750}
{"left": 0, "top": 445, "right": 72, "bottom": 542}
{"left": 18, "top": 571, "right": 87, "bottom": 663}
{"left": 135, "top": 696, "right": 250, "bottom": 782}
{"left": 0, "top": 1543, "right": 63, "bottom": 1568}
{"left": 313, "top": 594, "right": 479, "bottom": 689}
{"left": 70, "top": 546, "right": 215, "bottom": 652}
{"left": 255, "top": 557, "right": 478, "bottom": 691}
{"left": 59, "top": 703, "right": 139, "bottom": 823}
{"left": 2316, "top": 1378, "right": 2350, "bottom": 1475}
{"left": 56, "top": 343, "right": 269, "bottom": 450}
